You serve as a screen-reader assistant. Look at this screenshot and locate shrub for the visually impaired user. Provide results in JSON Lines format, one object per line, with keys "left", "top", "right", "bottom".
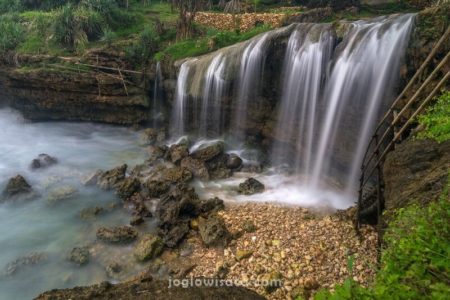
{"left": 125, "top": 25, "right": 160, "bottom": 65}
{"left": 53, "top": 4, "right": 104, "bottom": 50}
{"left": 0, "top": 14, "right": 24, "bottom": 54}
{"left": 0, "top": 0, "right": 23, "bottom": 13}
{"left": 417, "top": 90, "right": 450, "bottom": 142}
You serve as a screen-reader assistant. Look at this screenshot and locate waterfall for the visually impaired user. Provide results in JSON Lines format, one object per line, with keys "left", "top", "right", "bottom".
{"left": 233, "top": 33, "right": 270, "bottom": 138}
{"left": 200, "top": 54, "right": 227, "bottom": 137}
{"left": 272, "top": 24, "right": 335, "bottom": 175}
{"left": 171, "top": 61, "right": 191, "bottom": 137}
{"left": 169, "top": 14, "right": 414, "bottom": 195}
{"left": 309, "top": 15, "right": 414, "bottom": 191}
{"left": 152, "top": 62, "right": 163, "bottom": 127}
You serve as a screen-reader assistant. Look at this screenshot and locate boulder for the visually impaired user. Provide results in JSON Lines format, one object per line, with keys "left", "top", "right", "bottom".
{"left": 147, "top": 145, "right": 167, "bottom": 163}
{"left": 97, "top": 164, "right": 127, "bottom": 190}
{"left": 105, "top": 262, "right": 123, "bottom": 279}
{"left": 96, "top": 226, "right": 138, "bottom": 244}
{"left": 130, "top": 216, "right": 144, "bottom": 226}
{"left": 30, "top": 154, "right": 57, "bottom": 170}
{"left": 198, "top": 214, "right": 230, "bottom": 247}
{"left": 47, "top": 186, "right": 78, "bottom": 205}
{"left": 116, "top": 177, "right": 141, "bottom": 199}
{"left": 198, "top": 197, "right": 225, "bottom": 215}
{"left": 140, "top": 128, "right": 158, "bottom": 145}
{"left": 1, "top": 175, "right": 33, "bottom": 201}
{"left": 238, "top": 178, "right": 265, "bottom": 195}
{"left": 126, "top": 193, "right": 152, "bottom": 218}
{"left": 144, "top": 180, "right": 171, "bottom": 198}
{"left": 226, "top": 154, "right": 243, "bottom": 170}
{"left": 191, "top": 141, "right": 225, "bottom": 161}
{"left": 68, "top": 247, "right": 89, "bottom": 266}
{"left": 81, "top": 170, "right": 102, "bottom": 186}
{"left": 160, "top": 220, "right": 190, "bottom": 248}
{"left": 206, "top": 153, "right": 233, "bottom": 180}
{"left": 159, "top": 166, "right": 193, "bottom": 184}
{"left": 168, "top": 144, "right": 189, "bottom": 164}
{"left": 180, "top": 157, "right": 210, "bottom": 180}
{"left": 134, "top": 234, "right": 164, "bottom": 262}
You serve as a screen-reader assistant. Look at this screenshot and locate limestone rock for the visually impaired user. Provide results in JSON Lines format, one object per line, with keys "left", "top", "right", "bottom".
{"left": 47, "top": 186, "right": 78, "bottom": 205}
{"left": 68, "top": 247, "right": 89, "bottom": 266}
{"left": 238, "top": 178, "right": 265, "bottom": 195}
{"left": 1, "top": 175, "right": 33, "bottom": 201}
{"left": 144, "top": 180, "right": 170, "bottom": 198}
{"left": 198, "top": 214, "right": 229, "bottom": 247}
{"left": 97, "top": 164, "right": 127, "bottom": 190}
{"left": 140, "top": 128, "right": 158, "bottom": 145}
{"left": 134, "top": 234, "right": 164, "bottom": 262}
{"left": 81, "top": 170, "right": 102, "bottom": 186}
{"left": 191, "top": 141, "right": 225, "bottom": 161}
{"left": 180, "top": 157, "right": 210, "bottom": 180}
{"left": 168, "top": 144, "right": 189, "bottom": 164}
{"left": 96, "top": 226, "right": 138, "bottom": 244}
{"left": 30, "top": 154, "right": 57, "bottom": 170}
{"left": 116, "top": 177, "right": 141, "bottom": 199}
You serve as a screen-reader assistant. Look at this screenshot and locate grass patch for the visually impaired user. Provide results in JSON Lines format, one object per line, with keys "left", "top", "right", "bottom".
{"left": 417, "top": 90, "right": 450, "bottom": 143}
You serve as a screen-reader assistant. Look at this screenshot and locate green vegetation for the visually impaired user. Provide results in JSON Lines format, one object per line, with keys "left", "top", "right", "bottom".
{"left": 0, "top": 13, "right": 24, "bottom": 54}
{"left": 155, "top": 24, "right": 271, "bottom": 61}
{"left": 314, "top": 174, "right": 450, "bottom": 300}
{"left": 417, "top": 90, "right": 450, "bottom": 142}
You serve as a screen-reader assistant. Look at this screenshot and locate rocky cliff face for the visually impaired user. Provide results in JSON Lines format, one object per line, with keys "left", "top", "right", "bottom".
{"left": 383, "top": 138, "right": 450, "bottom": 211}
{"left": 0, "top": 66, "right": 150, "bottom": 124}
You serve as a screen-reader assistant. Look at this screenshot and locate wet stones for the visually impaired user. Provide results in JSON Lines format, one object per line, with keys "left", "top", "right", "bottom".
{"left": 79, "top": 206, "right": 104, "bottom": 221}
{"left": 238, "top": 178, "right": 265, "bottom": 195}
{"left": 191, "top": 141, "right": 225, "bottom": 161}
{"left": 47, "top": 186, "right": 78, "bottom": 205}
{"left": 30, "top": 154, "right": 57, "bottom": 170}
{"left": 97, "top": 164, "right": 127, "bottom": 190}
{"left": 116, "top": 177, "right": 141, "bottom": 200}
{"left": 68, "top": 247, "right": 90, "bottom": 266}
{"left": 134, "top": 234, "right": 164, "bottom": 262}
{"left": 1, "top": 175, "right": 34, "bottom": 201}
{"left": 140, "top": 128, "right": 159, "bottom": 145}
{"left": 144, "top": 180, "right": 171, "bottom": 198}
{"left": 180, "top": 157, "right": 210, "bottom": 180}
{"left": 226, "top": 154, "right": 243, "bottom": 170}
{"left": 4, "top": 252, "right": 48, "bottom": 276}
{"left": 96, "top": 226, "right": 138, "bottom": 244}
{"left": 81, "top": 170, "right": 102, "bottom": 186}
{"left": 198, "top": 214, "right": 230, "bottom": 247}
{"left": 198, "top": 197, "right": 225, "bottom": 215}
{"left": 168, "top": 144, "right": 189, "bottom": 164}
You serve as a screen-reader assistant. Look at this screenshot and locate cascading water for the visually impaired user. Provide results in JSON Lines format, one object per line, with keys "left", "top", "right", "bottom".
{"left": 152, "top": 62, "right": 163, "bottom": 127}
{"left": 171, "top": 61, "right": 191, "bottom": 137}
{"left": 233, "top": 33, "right": 270, "bottom": 139}
{"left": 272, "top": 24, "right": 335, "bottom": 175}
{"left": 308, "top": 14, "right": 414, "bottom": 192}
{"left": 169, "top": 14, "right": 414, "bottom": 202}
{"left": 200, "top": 54, "right": 227, "bottom": 137}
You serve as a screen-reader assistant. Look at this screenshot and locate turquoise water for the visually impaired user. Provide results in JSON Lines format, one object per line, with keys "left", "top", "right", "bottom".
{"left": 0, "top": 109, "right": 148, "bottom": 299}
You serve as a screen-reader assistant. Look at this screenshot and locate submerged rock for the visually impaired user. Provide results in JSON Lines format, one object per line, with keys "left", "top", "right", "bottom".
{"left": 4, "top": 252, "right": 48, "bottom": 276}
{"left": 81, "top": 170, "right": 102, "bottom": 186}
{"left": 97, "top": 164, "right": 127, "bottom": 190}
{"left": 180, "top": 156, "right": 210, "bottom": 180}
{"left": 191, "top": 141, "right": 225, "bottom": 161}
{"left": 30, "top": 154, "right": 57, "bottom": 170}
{"left": 198, "top": 214, "right": 230, "bottom": 247}
{"left": 206, "top": 153, "right": 233, "bottom": 180}
{"left": 79, "top": 206, "right": 104, "bottom": 221}
{"left": 116, "top": 177, "right": 141, "bottom": 199}
{"left": 96, "top": 226, "right": 138, "bottom": 244}
{"left": 1, "top": 175, "right": 34, "bottom": 201}
{"left": 134, "top": 234, "right": 164, "bottom": 262}
{"left": 68, "top": 247, "right": 90, "bottom": 266}
{"left": 238, "top": 178, "right": 265, "bottom": 195}
{"left": 105, "top": 262, "right": 123, "bottom": 279}
{"left": 47, "top": 186, "right": 78, "bottom": 205}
